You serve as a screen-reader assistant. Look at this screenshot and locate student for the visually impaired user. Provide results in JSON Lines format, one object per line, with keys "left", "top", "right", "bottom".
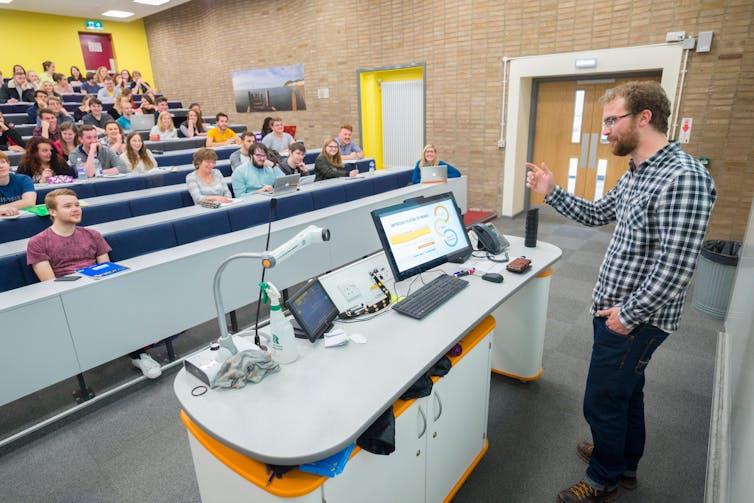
{"left": 314, "top": 138, "right": 358, "bottom": 181}
{"left": 115, "top": 99, "right": 135, "bottom": 132}
{"left": 99, "top": 121, "right": 126, "bottom": 156}
{"left": 150, "top": 111, "right": 178, "bottom": 140}
{"left": 80, "top": 72, "right": 101, "bottom": 95}
{"left": 186, "top": 148, "right": 232, "bottom": 204}
{"left": 229, "top": 131, "right": 256, "bottom": 171}
{"left": 526, "top": 81, "right": 717, "bottom": 503}
{"left": 53, "top": 73, "right": 75, "bottom": 95}
{"left": 179, "top": 109, "right": 205, "bottom": 138}
{"left": 129, "top": 70, "right": 152, "bottom": 94}
{"left": 279, "top": 142, "right": 310, "bottom": 176}
{"left": 68, "top": 125, "right": 128, "bottom": 177}
{"left": 0, "top": 69, "right": 35, "bottom": 103}
{"left": 38, "top": 60, "right": 56, "bottom": 84}
{"left": 231, "top": 142, "right": 284, "bottom": 197}
{"left": 73, "top": 95, "right": 93, "bottom": 123}
{"left": 17, "top": 137, "right": 76, "bottom": 183}
{"left": 0, "top": 110, "right": 26, "bottom": 152}
{"left": 410, "top": 144, "right": 461, "bottom": 184}
{"left": 118, "top": 70, "right": 133, "bottom": 91}
{"left": 26, "top": 89, "right": 48, "bottom": 123}
{"left": 94, "top": 66, "right": 109, "bottom": 84}
{"left": 97, "top": 76, "right": 121, "bottom": 104}
{"left": 120, "top": 132, "right": 157, "bottom": 173}
{"left": 153, "top": 96, "right": 171, "bottom": 122}
{"left": 206, "top": 113, "right": 240, "bottom": 147}
{"left": 81, "top": 98, "right": 114, "bottom": 133}
{"left": 260, "top": 117, "right": 273, "bottom": 138}
{"left": 261, "top": 117, "right": 294, "bottom": 154}
{"left": 68, "top": 66, "right": 84, "bottom": 86}
{"left": 26, "top": 69, "right": 41, "bottom": 91}
{"left": 138, "top": 92, "right": 157, "bottom": 116}
{"left": 0, "top": 151, "right": 36, "bottom": 216}
{"left": 40, "top": 80, "right": 59, "bottom": 100}
{"left": 25, "top": 188, "right": 162, "bottom": 378}
{"left": 56, "top": 122, "right": 78, "bottom": 163}
{"left": 47, "top": 96, "right": 74, "bottom": 124}
{"left": 32, "top": 108, "right": 60, "bottom": 143}
{"left": 336, "top": 124, "right": 364, "bottom": 160}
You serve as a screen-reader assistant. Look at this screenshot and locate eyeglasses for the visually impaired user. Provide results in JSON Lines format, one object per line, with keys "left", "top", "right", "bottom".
{"left": 253, "top": 153, "right": 267, "bottom": 158}
{"left": 602, "top": 113, "right": 634, "bottom": 128}
{"left": 326, "top": 144, "right": 339, "bottom": 149}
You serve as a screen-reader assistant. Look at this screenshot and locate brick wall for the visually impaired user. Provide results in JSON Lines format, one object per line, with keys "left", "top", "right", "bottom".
{"left": 145, "top": 0, "right": 754, "bottom": 240}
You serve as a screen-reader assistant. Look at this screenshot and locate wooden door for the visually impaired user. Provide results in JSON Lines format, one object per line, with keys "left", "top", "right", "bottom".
{"left": 79, "top": 33, "right": 115, "bottom": 73}
{"left": 530, "top": 76, "right": 661, "bottom": 205}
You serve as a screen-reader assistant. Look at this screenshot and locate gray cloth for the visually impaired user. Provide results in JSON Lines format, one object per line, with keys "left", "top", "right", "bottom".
{"left": 213, "top": 349, "right": 280, "bottom": 389}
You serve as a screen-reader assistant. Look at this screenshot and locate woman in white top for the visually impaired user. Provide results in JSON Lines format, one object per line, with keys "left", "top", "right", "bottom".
{"left": 120, "top": 132, "right": 158, "bottom": 173}
{"left": 185, "top": 148, "right": 231, "bottom": 204}
{"left": 150, "top": 111, "right": 178, "bottom": 140}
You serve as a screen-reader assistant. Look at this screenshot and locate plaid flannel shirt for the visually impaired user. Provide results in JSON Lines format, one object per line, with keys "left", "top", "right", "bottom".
{"left": 546, "top": 142, "right": 716, "bottom": 332}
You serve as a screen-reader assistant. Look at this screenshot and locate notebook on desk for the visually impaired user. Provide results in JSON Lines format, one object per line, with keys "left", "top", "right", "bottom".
{"left": 261, "top": 173, "right": 300, "bottom": 196}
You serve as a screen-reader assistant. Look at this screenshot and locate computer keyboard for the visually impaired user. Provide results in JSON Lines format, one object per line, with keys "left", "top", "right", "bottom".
{"left": 393, "top": 274, "right": 469, "bottom": 320}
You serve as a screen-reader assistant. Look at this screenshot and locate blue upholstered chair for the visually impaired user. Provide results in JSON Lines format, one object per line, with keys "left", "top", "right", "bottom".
{"left": 129, "top": 192, "right": 184, "bottom": 216}
{"left": 311, "top": 185, "right": 346, "bottom": 210}
{"left": 227, "top": 202, "right": 269, "bottom": 231}
{"left": 172, "top": 211, "right": 231, "bottom": 245}
{"left": 343, "top": 178, "right": 375, "bottom": 202}
{"left": 274, "top": 192, "right": 314, "bottom": 220}
{"left": 80, "top": 200, "right": 133, "bottom": 226}
{"left": 106, "top": 222, "right": 179, "bottom": 261}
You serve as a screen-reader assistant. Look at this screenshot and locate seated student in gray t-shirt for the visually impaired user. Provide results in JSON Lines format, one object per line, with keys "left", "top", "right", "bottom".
{"left": 261, "top": 117, "right": 294, "bottom": 154}
{"left": 67, "top": 125, "right": 128, "bottom": 177}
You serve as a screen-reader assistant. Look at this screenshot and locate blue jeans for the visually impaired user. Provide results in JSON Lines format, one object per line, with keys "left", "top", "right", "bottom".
{"left": 583, "top": 317, "right": 668, "bottom": 488}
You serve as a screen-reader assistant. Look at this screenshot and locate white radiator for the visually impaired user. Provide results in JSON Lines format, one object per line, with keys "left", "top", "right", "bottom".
{"left": 380, "top": 80, "right": 424, "bottom": 169}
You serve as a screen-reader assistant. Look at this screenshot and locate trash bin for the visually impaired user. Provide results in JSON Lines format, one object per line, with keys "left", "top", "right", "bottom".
{"left": 691, "top": 240, "right": 742, "bottom": 319}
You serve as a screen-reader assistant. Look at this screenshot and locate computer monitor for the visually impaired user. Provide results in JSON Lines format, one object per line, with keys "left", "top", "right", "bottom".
{"left": 371, "top": 192, "right": 472, "bottom": 282}
{"left": 285, "top": 279, "right": 339, "bottom": 342}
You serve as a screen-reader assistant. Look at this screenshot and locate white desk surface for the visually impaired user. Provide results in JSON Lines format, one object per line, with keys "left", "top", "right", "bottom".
{"left": 173, "top": 237, "right": 561, "bottom": 465}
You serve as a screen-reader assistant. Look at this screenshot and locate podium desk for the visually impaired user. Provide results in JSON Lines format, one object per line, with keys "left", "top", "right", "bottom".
{"left": 174, "top": 237, "right": 561, "bottom": 502}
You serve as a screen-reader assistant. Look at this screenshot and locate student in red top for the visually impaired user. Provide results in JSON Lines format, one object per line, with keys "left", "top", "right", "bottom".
{"left": 26, "top": 188, "right": 162, "bottom": 378}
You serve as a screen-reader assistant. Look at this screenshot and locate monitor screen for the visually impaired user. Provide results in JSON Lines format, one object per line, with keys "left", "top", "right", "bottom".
{"left": 371, "top": 192, "right": 472, "bottom": 282}
{"left": 285, "top": 279, "right": 339, "bottom": 342}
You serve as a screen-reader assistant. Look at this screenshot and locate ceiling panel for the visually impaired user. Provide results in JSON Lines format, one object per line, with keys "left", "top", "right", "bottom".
{"left": 0, "top": 0, "right": 193, "bottom": 22}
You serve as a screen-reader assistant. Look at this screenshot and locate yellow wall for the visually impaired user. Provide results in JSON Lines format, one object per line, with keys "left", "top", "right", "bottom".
{"left": 360, "top": 66, "right": 424, "bottom": 170}
{"left": 0, "top": 11, "right": 154, "bottom": 85}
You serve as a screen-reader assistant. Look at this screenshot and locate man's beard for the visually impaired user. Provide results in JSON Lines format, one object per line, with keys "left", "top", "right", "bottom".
{"left": 610, "top": 122, "right": 639, "bottom": 157}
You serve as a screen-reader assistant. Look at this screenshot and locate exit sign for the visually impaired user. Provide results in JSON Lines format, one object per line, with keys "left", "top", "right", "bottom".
{"left": 85, "top": 20, "right": 104, "bottom": 31}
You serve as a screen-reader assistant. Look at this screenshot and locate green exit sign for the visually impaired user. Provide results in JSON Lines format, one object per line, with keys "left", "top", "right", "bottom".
{"left": 85, "top": 20, "right": 104, "bottom": 31}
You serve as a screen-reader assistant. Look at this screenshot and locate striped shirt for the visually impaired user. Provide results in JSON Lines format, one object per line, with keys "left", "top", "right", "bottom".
{"left": 546, "top": 142, "right": 716, "bottom": 332}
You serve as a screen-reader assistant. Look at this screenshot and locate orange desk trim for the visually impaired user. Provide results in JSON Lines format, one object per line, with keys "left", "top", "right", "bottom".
{"left": 491, "top": 367, "right": 543, "bottom": 382}
{"left": 536, "top": 266, "right": 554, "bottom": 278}
{"left": 443, "top": 439, "right": 489, "bottom": 503}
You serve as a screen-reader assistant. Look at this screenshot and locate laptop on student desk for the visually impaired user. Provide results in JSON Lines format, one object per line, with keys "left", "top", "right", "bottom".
{"left": 299, "top": 174, "right": 316, "bottom": 186}
{"left": 263, "top": 173, "right": 301, "bottom": 196}
{"left": 131, "top": 114, "right": 156, "bottom": 131}
{"left": 420, "top": 165, "right": 448, "bottom": 184}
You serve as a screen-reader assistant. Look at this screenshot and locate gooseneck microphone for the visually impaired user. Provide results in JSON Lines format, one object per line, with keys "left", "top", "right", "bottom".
{"left": 253, "top": 198, "right": 278, "bottom": 348}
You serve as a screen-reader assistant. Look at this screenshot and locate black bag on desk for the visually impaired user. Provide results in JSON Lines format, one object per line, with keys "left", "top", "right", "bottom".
{"left": 357, "top": 405, "right": 395, "bottom": 455}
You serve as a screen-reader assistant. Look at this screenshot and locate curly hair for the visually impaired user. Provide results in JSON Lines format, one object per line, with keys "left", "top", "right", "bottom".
{"left": 600, "top": 81, "right": 671, "bottom": 134}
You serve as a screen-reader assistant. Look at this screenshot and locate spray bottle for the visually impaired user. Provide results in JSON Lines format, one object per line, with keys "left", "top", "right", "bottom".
{"left": 260, "top": 281, "right": 298, "bottom": 364}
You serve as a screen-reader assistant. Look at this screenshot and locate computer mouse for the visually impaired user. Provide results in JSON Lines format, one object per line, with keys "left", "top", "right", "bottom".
{"left": 482, "top": 273, "right": 504, "bottom": 283}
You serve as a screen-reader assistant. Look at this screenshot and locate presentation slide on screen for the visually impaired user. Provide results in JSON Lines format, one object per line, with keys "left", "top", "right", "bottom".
{"left": 381, "top": 200, "right": 466, "bottom": 272}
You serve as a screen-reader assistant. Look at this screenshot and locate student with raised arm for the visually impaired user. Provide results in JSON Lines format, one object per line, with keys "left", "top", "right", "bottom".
{"left": 526, "top": 81, "right": 716, "bottom": 503}
{"left": 186, "top": 148, "right": 232, "bottom": 204}
{"left": 68, "top": 125, "right": 128, "bottom": 178}
{"left": 0, "top": 151, "right": 36, "bottom": 216}
{"left": 314, "top": 138, "right": 359, "bottom": 181}
{"left": 336, "top": 124, "right": 364, "bottom": 160}
{"left": 261, "top": 117, "right": 293, "bottom": 155}
{"left": 26, "top": 188, "right": 162, "bottom": 378}
{"left": 205, "top": 113, "right": 240, "bottom": 147}
{"left": 231, "top": 142, "right": 284, "bottom": 197}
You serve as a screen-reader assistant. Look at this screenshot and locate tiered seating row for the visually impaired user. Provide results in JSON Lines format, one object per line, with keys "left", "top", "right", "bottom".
{"left": 0, "top": 168, "right": 412, "bottom": 293}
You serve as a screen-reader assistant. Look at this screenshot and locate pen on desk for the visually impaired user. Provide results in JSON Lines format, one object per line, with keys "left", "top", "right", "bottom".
{"left": 453, "top": 268, "right": 475, "bottom": 277}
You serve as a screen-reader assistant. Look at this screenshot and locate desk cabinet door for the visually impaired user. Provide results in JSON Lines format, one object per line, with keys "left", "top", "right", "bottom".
{"left": 324, "top": 399, "right": 428, "bottom": 503}
{"left": 426, "top": 333, "right": 492, "bottom": 503}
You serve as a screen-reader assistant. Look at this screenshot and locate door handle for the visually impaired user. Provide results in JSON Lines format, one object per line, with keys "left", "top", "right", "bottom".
{"left": 418, "top": 404, "right": 427, "bottom": 439}
{"left": 433, "top": 391, "right": 443, "bottom": 422}
{"left": 588, "top": 133, "right": 598, "bottom": 169}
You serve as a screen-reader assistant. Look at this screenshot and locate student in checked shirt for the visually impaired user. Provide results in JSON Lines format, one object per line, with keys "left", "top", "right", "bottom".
{"left": 526, "top": 81, "right": 716, "bottom": 503}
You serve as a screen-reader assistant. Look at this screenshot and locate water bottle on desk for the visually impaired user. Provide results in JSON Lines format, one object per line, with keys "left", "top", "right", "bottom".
{"left": 368, "top": 160, "right": 375, "bottom": 176}
{"left": 75, "top": 158, "right": 86, "bottom": 180}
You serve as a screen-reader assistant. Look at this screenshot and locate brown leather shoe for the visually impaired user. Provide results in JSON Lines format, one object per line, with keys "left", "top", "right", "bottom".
{"left": 577, "top": 441, "right": 638, "bottom": 490}
{"left": 557, "top": 480, "right": 619, "bottom": 502}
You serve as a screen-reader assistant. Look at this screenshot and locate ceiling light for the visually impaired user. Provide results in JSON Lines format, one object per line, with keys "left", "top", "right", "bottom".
{"left": 134, "top": 0, "right": 170, "bottom": 5}
{"left": 102, "top": 10, "right": 135, "bottom": 18}
{"left": 0, "top": 0, "right": 15, "bottom": 4}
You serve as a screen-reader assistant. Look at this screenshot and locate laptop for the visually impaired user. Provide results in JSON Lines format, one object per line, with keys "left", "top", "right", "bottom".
{"left": 299, "top": 174, "right": 316, "bottom": 186}
{"left": 420, "top": 164, "right": 448, "bottom": 184}
{"left": 262, "top": 174, "right": 301, "bottom": 196}
{"left": 131, "top": 113, "right": 156, "bottom": 131}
